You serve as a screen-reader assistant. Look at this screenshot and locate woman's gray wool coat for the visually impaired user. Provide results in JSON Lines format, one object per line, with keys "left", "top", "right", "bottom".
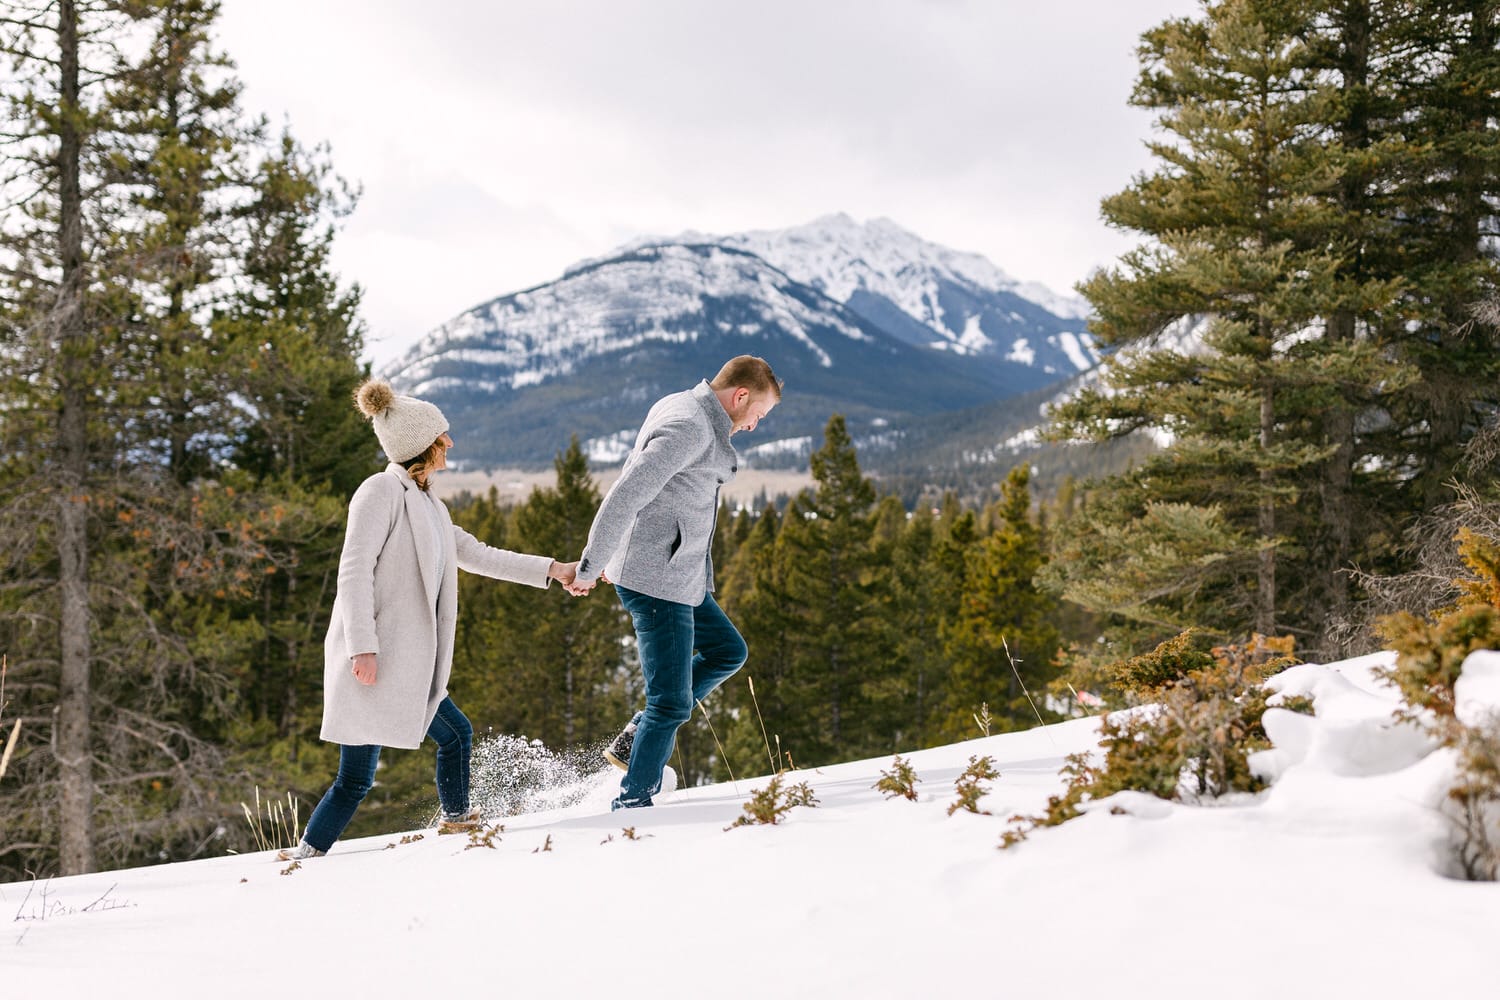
{"left": 321, "top": 464, "right": 553, "bottom": 749}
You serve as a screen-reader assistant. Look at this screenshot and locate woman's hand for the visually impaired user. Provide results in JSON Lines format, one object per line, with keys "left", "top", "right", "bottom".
{"left": 351, "top": 652, "right": 378, "bottom": 686}
{"left": 548, "top": 559, "right": 579, "bottom": 588}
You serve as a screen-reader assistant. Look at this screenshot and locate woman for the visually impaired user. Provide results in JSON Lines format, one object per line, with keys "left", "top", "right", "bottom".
{"left": 279, "top": 379, "right": 577, "bottom": 860}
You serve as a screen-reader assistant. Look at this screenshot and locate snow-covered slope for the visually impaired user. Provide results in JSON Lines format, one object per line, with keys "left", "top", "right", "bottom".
{"left": 8, "top": 650, "right": 1498, "bottom": 999}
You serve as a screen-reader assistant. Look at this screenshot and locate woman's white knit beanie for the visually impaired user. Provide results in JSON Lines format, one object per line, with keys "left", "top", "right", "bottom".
{"left": 354, "top": 378, "right": 449, "bottom": 463}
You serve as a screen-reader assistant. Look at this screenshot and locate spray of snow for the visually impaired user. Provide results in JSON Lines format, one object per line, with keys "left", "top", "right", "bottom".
{"left": 469, "top": 733, "right": 616, "bottom": 816}
{"left": 468, "top": 732, "right": 680, "bottom": 818}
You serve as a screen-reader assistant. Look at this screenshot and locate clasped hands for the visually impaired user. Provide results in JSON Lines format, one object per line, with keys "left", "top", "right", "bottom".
{"left": 548, "top": 559, "right": 602, "bottom": 597}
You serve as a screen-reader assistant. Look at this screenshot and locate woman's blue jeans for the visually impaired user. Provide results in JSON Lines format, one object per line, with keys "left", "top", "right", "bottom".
{"left": 301, "top": 696, "right": 473, "bottom": 851}
{"left": 613, "top": 586, "right": 748, "bottom": 809}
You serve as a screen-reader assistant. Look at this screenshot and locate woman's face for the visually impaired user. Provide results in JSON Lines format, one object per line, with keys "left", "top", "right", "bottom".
{"left": 432, "top": 432, "right": 454, "bottom": 472}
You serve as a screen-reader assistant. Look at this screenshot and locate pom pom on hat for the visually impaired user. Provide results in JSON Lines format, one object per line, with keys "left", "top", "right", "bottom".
{"left": 353, "top": 378, "right": 449, "bottom": 463}
{"left": 355, "top": 379, "right": 395, "bottom": 418}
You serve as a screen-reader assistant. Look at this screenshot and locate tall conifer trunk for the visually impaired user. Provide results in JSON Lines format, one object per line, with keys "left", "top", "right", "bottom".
{"left": 1321, "top": 313, "right": 1356, "bottom": 653}
{"left": 1257, "top": 385, "right": 1276, "bottom": 638}
{"left": 1441, "top": 1, "right": 1495, "bottom": 489}
{"left": 1416, "top": 1, "right": 1498, "bottom": 509}
{"left": 1319, "top": 1, "right": 1371, "bottom": 654}
{"left": 1253, "top": 67, "right": 1277, "bottom": 641}
{"left": 55, "top": 0, "right": 95, "bottom": 876}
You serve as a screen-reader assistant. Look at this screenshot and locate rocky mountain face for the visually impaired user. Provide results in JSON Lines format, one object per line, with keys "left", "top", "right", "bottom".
{"left": 383, "top": 216, "right": 1098, "bottom": 473}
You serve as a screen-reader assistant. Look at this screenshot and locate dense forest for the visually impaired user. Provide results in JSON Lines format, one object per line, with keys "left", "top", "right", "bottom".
{"left": 1, "top": 0, "right": 1495, "bottom": 880}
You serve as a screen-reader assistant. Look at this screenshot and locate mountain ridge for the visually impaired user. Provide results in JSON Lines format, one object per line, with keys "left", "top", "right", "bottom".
{"left": 381, "top": 216, "right": 1103, "bottom": 477}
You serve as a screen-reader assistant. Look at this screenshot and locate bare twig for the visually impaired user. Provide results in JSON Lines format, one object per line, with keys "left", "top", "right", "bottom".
{"left": 696, "top": 698, "right": 739, "bottom": 792}
{"left": 0, "top": 719, "right": 20, "bottom": 781}
{"left": 1003, "top": 636, "right": 1059, "bottom": 751}
{"left": 81, "top": 883, "right": 119, "bottom": 913}
{"left": 0, "top": 654, "right": 16, "bottom": 781}
{"left": 1003, "top": 636, "right": 1047, "bottom": 730}
{"left": 747, "top": 674, "right": 776, "bottom": 777}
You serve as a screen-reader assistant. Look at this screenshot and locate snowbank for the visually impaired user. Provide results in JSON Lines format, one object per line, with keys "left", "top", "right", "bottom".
{"left": 4, "top": 650, "right": 1497, "bottom": 999}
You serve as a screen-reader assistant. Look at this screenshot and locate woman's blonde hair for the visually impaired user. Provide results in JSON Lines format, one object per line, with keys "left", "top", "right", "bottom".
{"left": 401, "top": 436, "right": 447, "bottom": 492}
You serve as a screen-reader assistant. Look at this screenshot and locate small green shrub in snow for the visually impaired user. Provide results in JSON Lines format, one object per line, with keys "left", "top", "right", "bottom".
{"left": 873, "top": 755, "right": 920, "bottom": 801}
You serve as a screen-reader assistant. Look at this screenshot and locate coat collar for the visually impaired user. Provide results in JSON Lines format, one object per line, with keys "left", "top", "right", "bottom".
{"left": 385, "top": 462, "right": 441, "bottom": 603}
{"left": 692, "top": 380, "right": 734, "bottom": 446}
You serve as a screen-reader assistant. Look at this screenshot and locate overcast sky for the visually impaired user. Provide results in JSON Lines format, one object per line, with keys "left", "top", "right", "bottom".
{"left": 215, "top": 0, "right": 1201, "bottom": 367}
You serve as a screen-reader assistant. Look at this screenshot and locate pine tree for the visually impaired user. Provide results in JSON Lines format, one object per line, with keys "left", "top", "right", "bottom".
{"left": 0, "top": 0, "right": 369, "bottom": 876}
{"left": 106, "top": 0, "right": 264, "bottom": 484}
{"left": 226, "top": 130, "right": 369, "bottom": 494}
{"left": 1048, "top": 0, "right": 1410, "bottom": 654}
{"left": 718, "top": 506, "right": 794, "bottom": 777}
{"left": 860, "top": 495, "right": 919, "bottom": 748}
{"left": 768, "top": 415, "right": 887, "bottom": 763}
{"left": 1370, "top": 1, "right": 1500, "bottom": 512}
{"left": 886, "top": 501, "right": 949, "bottom": 748}
{"left": 935, "top": 466, "right": 1063, "bottom": 739}
{"left": 1, "top": 0, "right": 149, "bottom": 876}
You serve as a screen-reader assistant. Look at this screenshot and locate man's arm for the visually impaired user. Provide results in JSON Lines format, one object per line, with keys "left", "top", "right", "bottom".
{"left": 575, "top": 416, "right": 704, "bottom": 587}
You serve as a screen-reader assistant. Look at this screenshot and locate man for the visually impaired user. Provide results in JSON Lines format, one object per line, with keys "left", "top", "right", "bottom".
{"left": 569, "top": 356, "right": 782, "bottom": 810}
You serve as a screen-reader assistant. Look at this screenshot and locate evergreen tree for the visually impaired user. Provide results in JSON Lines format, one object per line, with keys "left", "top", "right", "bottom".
{"left": 859, "top": 495, "right": 920, "bottom": 748}
{"left": 1370, "top": 1, "right": 1500, "bottom": 512}
{"left": 106, "top": 0, "right": 262, "bottom": 483}
{"left": 1048, "top": 0, "right": 1412, "bottom": 655}
{"left": 717, "top": 506, "right": 793, "bottom": 778}
{"left": 0, "top": 0, "right": 163, "bottom": 876}
{"left": 935, "top": 466, "right": 1063, "bottom": 739}
{"left": 885, "top": 501, "right": 949, "bottom": 748}
{"left": 0, "top": 0, "right": 369, "bottom": 876}
{"left": 764, "top": 415, "right": 887, "bottom": 764}
{"left": 226, "top": 130, "right": 369, "bottom": 494}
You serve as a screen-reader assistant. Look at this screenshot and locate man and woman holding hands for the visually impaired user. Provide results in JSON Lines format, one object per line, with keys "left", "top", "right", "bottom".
{"left": 281, "top": 355, "right": 782, "bottom": 860}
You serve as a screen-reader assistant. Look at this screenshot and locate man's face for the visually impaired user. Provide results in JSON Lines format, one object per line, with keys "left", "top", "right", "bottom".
{"left": 730, "top": 389, "right": 777, "bottom": 435}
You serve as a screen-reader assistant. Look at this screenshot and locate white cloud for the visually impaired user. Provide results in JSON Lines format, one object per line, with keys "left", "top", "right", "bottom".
{"left": 216, "top": 0, "right": 1201, "bottom": 365}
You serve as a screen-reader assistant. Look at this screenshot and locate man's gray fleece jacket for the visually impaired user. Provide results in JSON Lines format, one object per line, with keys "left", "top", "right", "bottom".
{"left": 576, "top": 380, "right": 737, "bottom": 605}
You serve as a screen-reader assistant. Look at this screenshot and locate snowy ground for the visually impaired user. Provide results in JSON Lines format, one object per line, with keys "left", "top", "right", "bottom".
{"left": 4, "top": 650, "right": 1497, "bottom": 999}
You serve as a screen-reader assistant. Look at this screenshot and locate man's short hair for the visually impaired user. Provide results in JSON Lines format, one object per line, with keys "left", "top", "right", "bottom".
{"left": 710, "top": 355, "right": 783, "bottom": 401}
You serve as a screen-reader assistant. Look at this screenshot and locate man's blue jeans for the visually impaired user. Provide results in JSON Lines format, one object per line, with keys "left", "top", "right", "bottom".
{"left": 302, "top": 696, "right": 473, "bottom": 851}
{"left": 613, "top": 586, "right": 748, "bottom": 809}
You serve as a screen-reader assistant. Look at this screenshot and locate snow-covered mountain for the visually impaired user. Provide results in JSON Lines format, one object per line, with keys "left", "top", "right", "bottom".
{"left": 382, "top": 217, "right": 1099, "bottom": 470}
{"left": 621, "top": 213, "right": 1097, "bottom": 370}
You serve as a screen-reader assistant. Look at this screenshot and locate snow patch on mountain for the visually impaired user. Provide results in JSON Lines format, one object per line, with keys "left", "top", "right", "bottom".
{"left": 606, "top": 214, "right": 1096, "bottom": 370}
{"left": 583, "top": 429, "right": 637, "bottom": 465}
{"left": 1056, "top": 331, "right": 1096, "bottom": 371}
{"left": 392, "top": 245, "right": 863, "bottom": 393}
{"left": 959, "top": 314, "right": 993, "bottom": 353}
{"left": 742, "top": 436, "right": 813, "bottom": 462}
{"left": 721, "top": 213, "right": 1087, "bottom": 319}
